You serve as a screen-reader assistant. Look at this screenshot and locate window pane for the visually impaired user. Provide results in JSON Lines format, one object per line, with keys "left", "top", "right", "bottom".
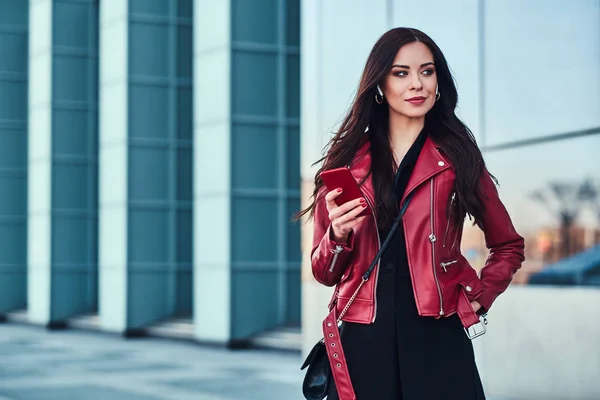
{"left": 232, "top": 124, "right": 277, "bottom": 190}
{"left": 129, "top": 146, "right": 169, "bottom": 202}
{"left": 232, "top": 0, "right": 278, "bottom": 45}
{"left": 232, "top": 52, "right": 278, "bottom": 117}
{"left": 232, "top": 198, "right": 278, "bottom": 262}
{"left": 129, "top": 85, "right": 169, "bottom": 139}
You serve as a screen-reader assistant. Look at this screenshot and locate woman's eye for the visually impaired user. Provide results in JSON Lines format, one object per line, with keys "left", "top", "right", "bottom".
{"left": 394, "top": 71, "right": 408, "bottom": 77}
{"left": 422, "top": 69, "right": 435, "bottom": 76}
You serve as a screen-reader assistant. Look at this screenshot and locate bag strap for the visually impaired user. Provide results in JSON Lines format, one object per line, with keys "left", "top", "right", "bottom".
{"left": 337, "top": 193, "right": 413, "bottom": 322}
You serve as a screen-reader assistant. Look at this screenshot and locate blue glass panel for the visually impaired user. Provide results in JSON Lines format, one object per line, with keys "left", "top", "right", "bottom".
{"left": 286, "top": 126, "right": 300, "bottom": 190}
{"left": 286, "top": 269, "right": 301, "bottom": 324}
{"left": 129, "top": 209, "right": 168, "bottom": 263}
{"left": 127, "top": 271, "right": 168, "bottom": 327}
{"left": 130, "top": 0, "right": 169, "bottom": 15}
{"left": 178, "top": 0, "right": 193, "bottom": 18}
{"left": 232, "top": 197, "right": 278, "bottom": 262}
{"left": 129, "top": 85, "right": 169, "bottom": 139}
{"left": 0, "top": 272, "right": 26, "bottom": 312}
{"left": 53, "top": 55, "right": 88, "bottom": 102}
{"left": 176, "top": 147, "right": 192, "bottom": 201}
{"left": 53, "top": 2, "right": 89, "bottom": 48}
{"left": 129, "top": 146, "right": 168, "bottom": 201}
{"left": 286, "top": 199, "right": 301, "bottom": 262}
{"left": 90, "top": 5, "right": 99, "bottom": 50}
{"left": 51, "top": 216, "right": 88, "bottom": 265}
{"left": 0, "top": 81, "right": 27, "bottom": 121}
{"left": 0, "top": 32, "right": 28, "bottom": 73}
{"left": 286, "top": 0, "right": 300, "bottom": 46}
{"left": 176, "top": 209, "right": 192, "bottom": 262}
{"left": 0, "top": 176, "right": 26, "bottom": 216}
{"left": 51, "top": 272, "right": 91, "bottom": 319}
{"left": 232, "top": 124, "right": 277, "bottom": 189}
{"left": 52, "top": 163, "right": 89, "bottom": 210}
{"left": 286, "top": 55, "right": 300, "bottom": 118}
{"left": 177, "top": 25, "right": 192, "bottom": 78}
{"left": 231, "top": 271, "right": 278, "bottom": 338}
{"left": 176, "top": 87, "right": 192, "bottom": 139}
{"left": 232, "top": 0, "right": 277, "bottom": 45}
{"left": 90, "top": 112, "right": 99, "bottom": 155}
{"left": 129, "top": 23, "right": 169, "bottom": 78}
{"left": 0, "top": 0, "right": 28, "bottom": 25}
{"left": 52, "top": 109, "right": 88, "bottom": 156}
{"left": 232, "top": 52, "right": 277, "bottom": 117}
{"left": 90, "top": 60, "right": 99, "bottom": 102}
{"left": 0, "top": 223, "right": 26, "bottom": 264}
{"left": 89, "top": 164, "right": 98, "bottom": 209}
{"left": 175, "top": 269, "right": 192, "bottom": 315}
{"left": 0, "top": 129, "right": 27, "bottom": 169}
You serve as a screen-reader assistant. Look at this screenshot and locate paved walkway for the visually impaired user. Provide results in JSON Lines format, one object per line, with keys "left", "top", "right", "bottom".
{"left": 0, "top": 324, "right": 519, "bottom": 400}
{"left": 0, "top": 324, "right": 304, "bottom": 400}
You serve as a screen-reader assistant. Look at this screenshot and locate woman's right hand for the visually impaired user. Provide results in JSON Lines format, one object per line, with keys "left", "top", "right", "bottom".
{"left": 325, "top": 188, "right": 369, "bottom": 242}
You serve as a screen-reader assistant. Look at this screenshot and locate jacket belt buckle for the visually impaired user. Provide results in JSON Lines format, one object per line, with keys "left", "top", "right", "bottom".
{"left": 464, "top": 313, "right": 488, "bottom": 340}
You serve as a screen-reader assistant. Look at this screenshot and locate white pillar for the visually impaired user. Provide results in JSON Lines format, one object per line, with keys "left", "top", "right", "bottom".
{"left": 98, "top": 0, "right": 129, "bottom": 332}
{"left": 27, "top": 0, "right": 53, "bottom": 325}
{"left": 193, "top": 0, "right": 233, "bottom": 343}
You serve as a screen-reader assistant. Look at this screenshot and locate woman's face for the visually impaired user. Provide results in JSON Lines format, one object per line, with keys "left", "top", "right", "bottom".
{"left": 381, "top": 41, "right": 438, "bottom": 119}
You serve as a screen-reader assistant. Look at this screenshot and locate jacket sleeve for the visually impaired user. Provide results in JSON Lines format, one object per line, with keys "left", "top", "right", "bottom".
{"left": 310, "top": 190, "right": 355, "bottom": 287}
{"left": 474, "top": 169, "right": 525, "bottom": 312}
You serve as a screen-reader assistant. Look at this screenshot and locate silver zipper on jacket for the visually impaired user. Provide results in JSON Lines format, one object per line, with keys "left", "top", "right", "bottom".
{"left": 429, "top": 178, "right": 444, "bottom": 316}
{"left": 362, "top": 191, "right": 381, "bottom": 323}
{"left": 440, "top": 259, "right": 458, "bottom": 272}
{"left": 328, "top": 245, "right": 344, "bottom": 272}
{"left": 442, "top": 192, "right": 456, "bottom": 248}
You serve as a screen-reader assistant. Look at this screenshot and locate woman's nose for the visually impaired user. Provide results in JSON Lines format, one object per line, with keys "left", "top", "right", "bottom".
{"left": 411, "top": 75, "right": 423, "bottom": 90}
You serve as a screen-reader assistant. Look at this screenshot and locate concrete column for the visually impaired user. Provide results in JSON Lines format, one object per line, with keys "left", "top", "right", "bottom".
{"left": 98, "top": 0, "right": 129, "bottom": 332}
{"left": 27, "top": 0, "right": 53, "bottom": 325}
{"left": 193, "top": 0, "right": 232, "bottom": 343}
{"left": 99, "top": 0, "right": 194, "bottom": 334}
{"left": 28, "top": 0, "right": 99, "bottom": 326}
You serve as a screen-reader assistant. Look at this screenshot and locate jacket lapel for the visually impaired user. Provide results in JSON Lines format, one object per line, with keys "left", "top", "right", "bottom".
{"left": 401, "top": 136, "right": 450, "bottom": 203}
{"left": 348, "top": 136, "right": 451, "bottom": 205}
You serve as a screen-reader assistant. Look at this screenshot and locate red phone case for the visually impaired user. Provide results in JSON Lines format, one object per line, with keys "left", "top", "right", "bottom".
{"left": 320, "top": 167, "right": 372, "bottom": 217}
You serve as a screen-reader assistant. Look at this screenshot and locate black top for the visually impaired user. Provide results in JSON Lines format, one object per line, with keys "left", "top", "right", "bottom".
{"left": 379, "top": 128, "right": 428, "bottom": 276}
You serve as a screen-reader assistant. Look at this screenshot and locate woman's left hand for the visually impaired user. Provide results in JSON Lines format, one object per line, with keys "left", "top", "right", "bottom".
{"left": 470, "top": 300, "right": 482, "bottom": 313}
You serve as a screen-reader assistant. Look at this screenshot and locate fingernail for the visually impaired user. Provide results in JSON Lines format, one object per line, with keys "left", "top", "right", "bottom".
{"left": 359, "top": 198, "right": 366, "bottom": 203}
{"left": 337, "top": 188, "right": 342, "bottom": 193}
{"left": 362, "top": 203, "right": 368, "bottom": 208}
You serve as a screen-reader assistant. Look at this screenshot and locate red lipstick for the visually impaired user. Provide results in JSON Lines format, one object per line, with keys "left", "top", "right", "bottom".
{"left": 406, "top": 96, "right": 426, "bottom": 105}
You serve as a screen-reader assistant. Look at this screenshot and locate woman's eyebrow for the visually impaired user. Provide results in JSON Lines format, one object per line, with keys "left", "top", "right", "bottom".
{"left": 391, "top": 62, "right": 435, "bottom": 69}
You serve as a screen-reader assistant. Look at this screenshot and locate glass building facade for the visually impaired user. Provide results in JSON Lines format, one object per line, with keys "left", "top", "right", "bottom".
{"left": 1, "top": 0, "right": 598, "bottom": 349}
{"left": 0, "top": 0, "right": 301, "bottom": 344}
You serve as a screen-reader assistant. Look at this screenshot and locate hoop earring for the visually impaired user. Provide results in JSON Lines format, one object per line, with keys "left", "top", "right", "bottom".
{"left": 375, "top": 85, "right": 384, "bottom": 104}
{"left": 436, "top": 91, "right": 441, "bottom": 101}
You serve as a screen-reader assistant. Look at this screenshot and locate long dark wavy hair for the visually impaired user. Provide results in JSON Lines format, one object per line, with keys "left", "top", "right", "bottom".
{"left": 297, "top": 27, "right": 494, "bottom": 231}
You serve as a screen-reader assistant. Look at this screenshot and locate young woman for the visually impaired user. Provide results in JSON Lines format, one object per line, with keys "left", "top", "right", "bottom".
{"left": 299, "top": 28, "right": 525, "bottom": 399}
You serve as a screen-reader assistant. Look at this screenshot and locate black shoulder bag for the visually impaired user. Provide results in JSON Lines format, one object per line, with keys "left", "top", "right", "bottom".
{"left": 301, "top": 194, "right": 413, "bottom": 400}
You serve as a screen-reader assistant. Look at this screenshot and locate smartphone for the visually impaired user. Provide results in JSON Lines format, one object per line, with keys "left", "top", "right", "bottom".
{"left": 320, "top": 167, "right": 372, "bottom": 217}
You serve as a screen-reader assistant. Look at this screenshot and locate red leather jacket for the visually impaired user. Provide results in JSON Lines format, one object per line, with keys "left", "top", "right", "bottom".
{"left": 311, "top": 137, "right": 525, "bottom": 325}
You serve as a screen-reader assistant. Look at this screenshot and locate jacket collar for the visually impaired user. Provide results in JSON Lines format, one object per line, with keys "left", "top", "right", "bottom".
{"left": 349, "top": 136, "right": 451, "bottom": 204}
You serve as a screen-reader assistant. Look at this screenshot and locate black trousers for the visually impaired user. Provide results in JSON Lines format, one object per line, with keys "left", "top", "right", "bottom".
{"left": 327, "top": 242, "right": 486, "bottom": 400}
